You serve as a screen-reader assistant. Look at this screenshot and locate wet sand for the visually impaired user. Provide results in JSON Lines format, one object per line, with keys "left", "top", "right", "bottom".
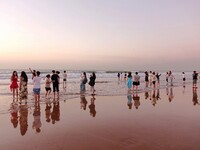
{"left": 0, "top": 85, "right": 200, "bottom": 150}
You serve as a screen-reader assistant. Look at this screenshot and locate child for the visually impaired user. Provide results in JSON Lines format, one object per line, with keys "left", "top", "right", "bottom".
{"left": 33, "top": 71, "right": 42, "bottom": 101}
{"left": 45, "top": 74, "right": 51, "bottom": 97}
{"left": 10, "top": 71, "right": 19, "bottom": 99}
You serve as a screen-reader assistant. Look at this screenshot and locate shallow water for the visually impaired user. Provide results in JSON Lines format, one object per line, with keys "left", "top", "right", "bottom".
{"left": 0, "top": 84, "right": 200, "bottom": 150}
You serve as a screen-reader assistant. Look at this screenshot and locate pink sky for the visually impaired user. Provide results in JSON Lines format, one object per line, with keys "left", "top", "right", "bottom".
{"left": 0, "top": 0, "right": 200, "bottom": 71}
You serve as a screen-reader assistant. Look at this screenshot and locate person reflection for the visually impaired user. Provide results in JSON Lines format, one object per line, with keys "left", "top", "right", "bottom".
{"left": 166, "top": 87, "right": 169, "bottom": 96}
{"left": 127, "top": 93, "right": 132, "bottom": 109}
{"left": 168, "top": 88, "right": 174, "bottom": 102}
{"left": 80, "top": 95, "right": 88, "bottom": 110}
{"left": 133, "top": 92, "right": 140, "bottom": 109}
{"left": 10, "top": 102, "right": 18, "bottom": 128}
{"left": 32, "top": 101, "right": 41, "bottom": 133}
{"left": 19, "top": 103, "right": 28, "bottom": 136}
{"left": 51, "top": 100, "right": 60, "bottom": 124}
{"left": 89, "top": 94, "right": 96, "bottom": 117}
{"left": 156, "top": 89, "right": 161, "bottom": 101}
{"left": 192, "top": 88, "right": 199, "bottom": 106}
{"left": 182, "top": 85, "right": 186, "bottom": 94}
{"left": 45, "top": 101, "right": 52, "bottom": 123}
{"left": 145, "top": 91, "right": 149, "bottom": 100}
{"left": 151, "top": 90, "right": 157, "bottom": 106}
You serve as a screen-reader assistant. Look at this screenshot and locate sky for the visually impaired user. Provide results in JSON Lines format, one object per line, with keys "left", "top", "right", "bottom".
{"left": 0, "top": 0, "right": 200, "bottom": 71}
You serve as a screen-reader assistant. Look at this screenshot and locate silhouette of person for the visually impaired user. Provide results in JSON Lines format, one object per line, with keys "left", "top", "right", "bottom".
{"left": 89, "top": 95, "right": 96, "bottom": 117}
{"left": 80, "top": 95, "right": 88, "bottom": 110}
{"left": 192, "top": 88, "right": 199, "bottom": 106}
{"left": 127, "top": 93, "right": 133, "bottom": 109}
{"left": 133, "top": 93, "right": 140, "bottom": 109}
{"left": 19, "top": 103, "right": 28, "bottom": 136}
{"left": 51, "top": 100, "right": 60, "bottom": 124}
{"left": 10, "top": 102, "right": 18, "bottom": 128}
{"left": 168, "top": 88, "right": 174, "bottom": 102}
{"left": 32, "top": 101, "right": 41, "bottom": 133}
{"left": 45, "top": 102, "right": 52, "bottom": 123}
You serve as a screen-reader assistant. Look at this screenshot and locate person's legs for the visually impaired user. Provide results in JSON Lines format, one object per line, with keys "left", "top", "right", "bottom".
{"left": 16, "top": 88, "right": 18, "bottom": 97}
{"left": 13, "top": 89, "right": 15, "bottom": 98}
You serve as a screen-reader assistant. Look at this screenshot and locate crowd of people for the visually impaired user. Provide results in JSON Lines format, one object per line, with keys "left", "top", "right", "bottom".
{"left": 9, "top": 69, "right": 199, "bottom": 102}
{"left": 9, "top": 68, "right": 97, "bottom": 101}
{"left": 119, "top": 71, "right": 199, "bottom": 92}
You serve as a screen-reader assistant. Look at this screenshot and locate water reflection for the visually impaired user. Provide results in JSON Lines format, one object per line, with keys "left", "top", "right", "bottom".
{"left": 168, "top": 88, "right": 174, "bottom": 102}
{"left": 8, "top": 85, "right": 200, "bottom": 137}
{"left": 32, "top": 101, "right": 41, "bottom": 133}
{"left": 192, "top": 88, "right": 199, "bottom": 106}
{"left": 80, "top": 95, "right": 88, "bottom": 110}
{"left": 133, "top": 93, "right": 140, "bottom": 109}
{"left": 144, "top": 91, "right": 149, "bottom": 100}
{"left": 10, "top": 103, "right": 18, "bottom": 128}
{"left": 151, "top": 90, "right": 157, "bottom": 106}
{"left": 127, "top": 93, "right": 132, "bottom": 109}
{"left": 19, "top": 103, "right": 28, "bottom": 136}
{"left": 51, "top": 100, "right": 60, "bottom": 124}
{"left": 45, "top": 101, "right": 52, "bottom": 123}
{"left": 89, "top": 95, "right": 96, "bottom": 117}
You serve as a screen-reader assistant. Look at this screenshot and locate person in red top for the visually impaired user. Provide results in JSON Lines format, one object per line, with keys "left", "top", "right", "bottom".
{"left": 10, "top": 71, "right": 19, "bottom": 99}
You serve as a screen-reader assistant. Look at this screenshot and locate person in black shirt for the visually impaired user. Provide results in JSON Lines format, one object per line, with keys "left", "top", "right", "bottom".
{"left": 51, "top": 70, "right": 59, "bottom": 98}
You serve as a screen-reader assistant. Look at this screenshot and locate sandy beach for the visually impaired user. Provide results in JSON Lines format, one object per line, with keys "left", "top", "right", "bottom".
{"left": 0, "top": 83, "right": 200, "bottom": 150}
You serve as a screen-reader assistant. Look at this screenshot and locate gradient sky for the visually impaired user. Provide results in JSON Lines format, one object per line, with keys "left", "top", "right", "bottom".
{"left": 0, "top": 0, "right": 200, "bottom": 71}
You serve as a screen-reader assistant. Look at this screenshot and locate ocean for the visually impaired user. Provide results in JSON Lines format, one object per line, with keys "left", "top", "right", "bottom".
{"left": 0, "top": 69, "right": 194, "bottom": 96}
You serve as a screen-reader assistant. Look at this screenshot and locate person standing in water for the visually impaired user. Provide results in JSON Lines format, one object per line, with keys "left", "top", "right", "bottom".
{"left": 63, "top": 70, "right": 67, "bottom": 88}
{"left": 132, "top": 72, "right": 140, "bottom": 92}
{"left": 51, "top": 70, "right": 60, "bottom": 98}
{"left": 19, "top": 71, "right": 28, "bottom": 100}
{"left": 80, "top": 72, "right": 87, "bottom": 93}
{"left": 127, "top": 72, "right": 132, "bottom": 91}
{"left": 33, "top": 71, "right": 42, "bottom": 102}
{"left": 88, "top": 72, "right": 96, "bottom": 94}
{"left": 166, "top": 72, "right": 169, "bottom": 85}
{"left": 192, "top": 71, "right": 198, "bottom": 88}
{"left": 182, "top": 72, "right": 186, "bottom": 85}
{"left": 45, "top": 74, "right": 51, "bottom": 97}
{"left": 10, "top": 71, "right": 19, "bottom": 99}
{"left": 169, "top": 71, "right": 175, "bottom": 86}
{"left": 144, "top": 71, "right": 149, "bottom": 88}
